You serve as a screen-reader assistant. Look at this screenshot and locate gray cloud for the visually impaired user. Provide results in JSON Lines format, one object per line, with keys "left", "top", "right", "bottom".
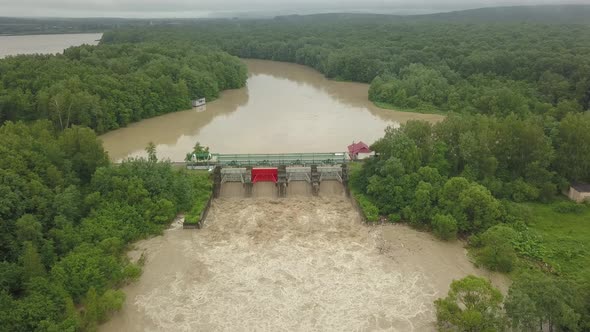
{"left": 0, "top": 0, "right": 586, "bottom": 17}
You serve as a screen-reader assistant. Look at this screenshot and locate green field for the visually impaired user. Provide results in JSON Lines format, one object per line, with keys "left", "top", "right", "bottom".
{"left": 522, "top": 200, "right": 590, "bottom": 278}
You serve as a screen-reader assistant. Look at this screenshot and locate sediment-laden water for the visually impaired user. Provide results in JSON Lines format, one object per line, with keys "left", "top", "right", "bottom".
{"left": 100, "top": 190, "right": 507, "bottom": 332}
{"left": 100, "top": 59, "right": 443, "bottom": 161}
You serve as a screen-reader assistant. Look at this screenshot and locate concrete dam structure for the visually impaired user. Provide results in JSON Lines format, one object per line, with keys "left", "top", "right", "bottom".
{"left": 213, "top": 164, "right": 348, "bottom": 199}
{"left": 191, "top": 152, "right": 350, "bottom": 199}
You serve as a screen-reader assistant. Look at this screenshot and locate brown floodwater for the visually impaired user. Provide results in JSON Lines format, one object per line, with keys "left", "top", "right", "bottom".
{"left": 100, "top": 193, "right": 508, "bottom": 332}
{"left": 100, "top": 59, "right": 443, "bottom": 161}
{"left": 0, "top": 33, "right": 102, "bottom": 58}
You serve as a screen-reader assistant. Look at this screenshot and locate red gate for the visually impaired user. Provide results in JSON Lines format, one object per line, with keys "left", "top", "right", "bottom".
{"left": 251, "top": 168, "right": 278, "bottom": 183}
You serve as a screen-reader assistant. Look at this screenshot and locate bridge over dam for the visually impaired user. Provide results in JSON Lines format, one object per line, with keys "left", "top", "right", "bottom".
{"left": 185, "top": 152, "right": 351, "bottom": 199}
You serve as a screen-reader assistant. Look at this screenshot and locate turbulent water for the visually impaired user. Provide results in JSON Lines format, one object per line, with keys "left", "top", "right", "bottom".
{"left": 0, "top": 33, "right": 101, "bottom": 58}
{"left": 100, "top": 59, "right": 443, "bottom": 161}
{"left": 100, "top": 185, "right": 507, "bottom": 332}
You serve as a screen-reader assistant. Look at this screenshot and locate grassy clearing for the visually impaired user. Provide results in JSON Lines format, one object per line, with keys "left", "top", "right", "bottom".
{"left": 521, "top": 200, "right": 590, "bottom": 278}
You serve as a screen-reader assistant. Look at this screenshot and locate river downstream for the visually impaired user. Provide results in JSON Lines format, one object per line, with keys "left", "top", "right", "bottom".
{"left": 101, "top": 59, "right": 443, "bottom": 161}
{"left": 100, "top": 194, "right": 508, "bottom": 332}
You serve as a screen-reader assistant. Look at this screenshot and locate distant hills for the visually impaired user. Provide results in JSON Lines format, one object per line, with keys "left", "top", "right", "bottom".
{"left": 415, "top": 5, "right": 590, "bottom": 23}
{"left": 278, "top": 5, "right": 590, "bottom": 24}
{"left": 1, "top": 5, "right": 589, "bottom": 35}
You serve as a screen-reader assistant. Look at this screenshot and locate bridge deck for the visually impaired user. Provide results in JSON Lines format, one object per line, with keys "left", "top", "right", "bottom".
{"left": 199, "top": 152, "right": 348, "bottom": 167}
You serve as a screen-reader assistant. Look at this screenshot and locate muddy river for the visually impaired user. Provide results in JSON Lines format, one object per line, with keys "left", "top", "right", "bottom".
{"left": 100, "top": 187, "right": 507, "bottom": 332}
{"left": 101, "top": 59, "right": 443, "bottom": 161}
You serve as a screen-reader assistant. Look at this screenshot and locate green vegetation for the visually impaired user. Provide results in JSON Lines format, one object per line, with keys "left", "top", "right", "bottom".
{"left": 474, "top": 225, "right": 519, "bottom": 273}
{"left": 351, "top": 191, "right": 379, "bottom": 223}
{"left": 524, "top": 201, "right": 590, "bottom": 278}
{"left": 505, "top": 271, "right": 589, "bottom": 331}
{"left": 0, "top": 43, "right": 247, "bottom": 133}
{"left": 0, "top": 120, "right": 212, "bottom": 330}
{"left": 437, "top": 273, "right": 590, "bottom": 331}
{"left": 184, "top": 176, "right": 213, "bottom": 226}
{"left": 435, "top": 276, "right": 505, "bottom": 332}
{"left": 105, "top": 17, "right": 590, "bottom": 117}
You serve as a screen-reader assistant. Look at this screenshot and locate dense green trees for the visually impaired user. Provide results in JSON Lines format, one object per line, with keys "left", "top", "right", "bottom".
{"left": 505, "top": 272, "right": 588, "bottom": 331}
{"left": 435, "top": 276, "right": 505, "bottom": 331}
{"left": 103, "top": 19, "right": 589, "bottom": 117}
{"left": 0, "top": 120, "right": 211, "bottom": 330}
{"left": 0, "top": 43, "right": 247, "bottom": 133}
{"left": 351, "top": 115, "right": 569, "bottom": 233}
{"left": 437, "top": 272, "right": 590, "bottom": 331}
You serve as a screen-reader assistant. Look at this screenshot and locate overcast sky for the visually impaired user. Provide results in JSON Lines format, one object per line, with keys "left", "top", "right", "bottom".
{"left": 0, "top": 0, "right": 587, "bottom": 18}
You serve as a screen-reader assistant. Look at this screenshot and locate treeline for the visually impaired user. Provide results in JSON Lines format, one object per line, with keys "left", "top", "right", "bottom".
{"left": 0, "top": 42, "right": 247, "bottom": 133}
{"left": 0, "top": 120, "right": 211, "bottom": 330}
{"left": 103, "top": 19, "right": 590, "bottom": 116}
{"left": 351, "top": 113, "right": 590, "bottom": 238}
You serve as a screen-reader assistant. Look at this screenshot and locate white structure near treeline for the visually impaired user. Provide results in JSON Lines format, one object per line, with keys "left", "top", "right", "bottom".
{"left": 192, "top": 98, "right": 206, "bottom": 107}
{"left": 568, "top": 183, "right": 590, "bottom": 203}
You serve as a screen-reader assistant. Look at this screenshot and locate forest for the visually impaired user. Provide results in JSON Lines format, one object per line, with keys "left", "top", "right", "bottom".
{"left": 103, "top": 17, "right": 590, "bottom": 117}
{"left": 0, "top": 120, "right": 211, "bottom": 330}
{"left": 0, "top": 42, "right": 247, "bottom": 133}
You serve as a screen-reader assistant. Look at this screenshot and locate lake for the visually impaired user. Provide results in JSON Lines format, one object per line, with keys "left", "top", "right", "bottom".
{"left": 0, "top": 33, "right": 102, "bottom": 58}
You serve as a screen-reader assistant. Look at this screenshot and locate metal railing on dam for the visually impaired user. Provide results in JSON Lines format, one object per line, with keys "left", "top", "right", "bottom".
{"left": 185, "top": 152, "right": 348, "bottom": 168}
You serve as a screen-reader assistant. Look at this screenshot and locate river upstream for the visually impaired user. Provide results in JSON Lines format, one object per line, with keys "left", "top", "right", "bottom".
{"left": 100, "top": 59, "right": 443, "bottom": 161}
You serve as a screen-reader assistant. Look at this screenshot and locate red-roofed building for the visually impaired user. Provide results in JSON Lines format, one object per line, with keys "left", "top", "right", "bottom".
{"left": 348, "top": 141, "right": 373, "bottom": 160}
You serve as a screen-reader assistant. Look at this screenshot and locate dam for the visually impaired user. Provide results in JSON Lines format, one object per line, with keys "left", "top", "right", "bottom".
{"left": 185, "top": 152, "right": 350, "bottom": 198}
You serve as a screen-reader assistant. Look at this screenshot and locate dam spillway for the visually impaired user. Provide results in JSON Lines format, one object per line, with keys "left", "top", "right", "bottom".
{"left": 187, "top": 152, "right": 350, "bottom": 199}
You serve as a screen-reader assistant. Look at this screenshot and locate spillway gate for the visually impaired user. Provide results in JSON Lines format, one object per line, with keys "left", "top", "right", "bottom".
{"left": 208, "top": 152, "right": 349, "bottom": 198}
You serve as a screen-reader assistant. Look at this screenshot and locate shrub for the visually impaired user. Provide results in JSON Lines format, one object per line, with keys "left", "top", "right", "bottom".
{"left": 353, "top": 192, "right": 379, "bottom": 222}
{"left": 184, "top": 173, "right": 213, "bottom": 225}
{"left": 476, "top": 225, "right": 518, "bottom": 273}
{"left": 553, "top": 201, "right": 585, "bottom": 214}
{"left": 509, "top": 179, "right": 540, "bottom": 202}
{"left": 432, "top": 214, "right": 458, "bottom": 241}
{"left": 435, "top": 275, "right": 505, "bottom": 331}
{"left": 122, "top": 263, "right": 142, "bottom": 281}
{"left": 387, "top": 213, "right": 401, "bottom": 223}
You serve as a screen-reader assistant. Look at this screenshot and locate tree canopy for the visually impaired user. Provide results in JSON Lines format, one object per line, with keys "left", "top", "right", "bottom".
{"left": 0, "top": 120, "right": 211, "bottom": 330}
{"left": 103, "top": 19, "right": 590, "bottom": 117}
{"left": 0, "top": 43, "right": 247, "bottom": 133}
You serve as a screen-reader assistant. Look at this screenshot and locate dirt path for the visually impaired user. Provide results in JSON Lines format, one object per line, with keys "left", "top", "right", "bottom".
{"left": 100, "top": 196, "right": 507, "bottom": 332}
